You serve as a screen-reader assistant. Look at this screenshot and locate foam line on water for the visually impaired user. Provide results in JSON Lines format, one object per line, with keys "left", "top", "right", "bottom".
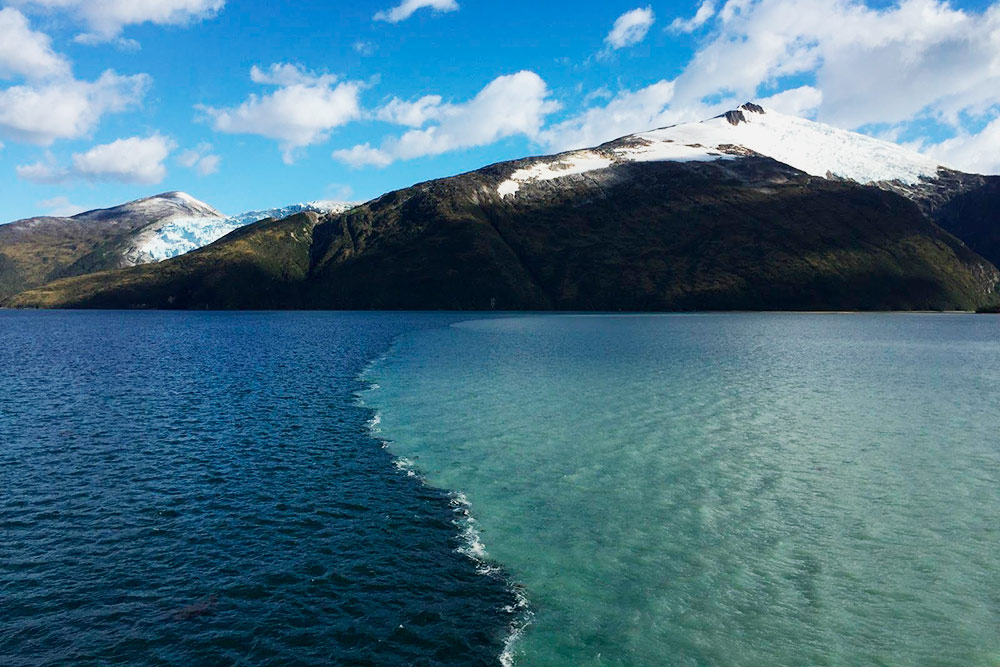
{"left": 355, "top": 351, "right": 533, "bottom": 664}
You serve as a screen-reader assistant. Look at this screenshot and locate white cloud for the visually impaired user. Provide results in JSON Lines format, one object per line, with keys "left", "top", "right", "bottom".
{"left": 0, "top": 70, "right": 150, "bottom": 145}
{"left": 333, "top": 71, "right": 559, "bottom": 167}
{"left": 0, "top": 8, "right": 70, "bottom": 80}
{"left": 333, "top": 143, "right": 393, "bottom": 168}
{"left": 583, "top": 87, "right": 614, "bottom": 105}
{"left": 354, "top": 41, "right": 376, "bottom": 56}
{"left": 10, "top": 0, "right": 224, "bottom": 42}
{"left": 670, "top": 0, "right": 1000, "bottom": 130}
{"left": 199, "top": 63, "right": 364, "bottom": 163}
{"left": 669, "top": 1, "right": 716, "bottom": 33}
{"left": 177, "top": 143, "right": 220, "bottom": 175}
{"left": 38, "top": 195, "right": 86, "bottom": 216}
{"left": 73, "top": 135, "right": 174, "bottom": 184}
{"left": 193, "top": 153, "right": 220, "bottom": 175}
{"left": 923, "top": 118, "right": 1000, "bottom": 175}
{"left": 74, "top": 33, "right": 141, "bottom": 50}
{"left": 249, "top": 63, "right": 335, "bottom": 88}
{"left": 540, "top": 81, "right": 680, "bottom": 152}
{"left": 376, "top": 95, "right": 445, "bottom": 127}
{"left": 14, "top": 153, "right": 59, "bottom": 183}
{"left": 546, "top": 0, "right": 1000, "bottom": 173}
{"left": 177, "top": 148, "right": 201, "bottom": 167}
{"left": 0, "top": 10, "right": 151, "bottom": 147}
{"left": 757, "top": 85, "right": 823, "bottom": 117}
{"left": 604, "top": 7, "right": 655, "bottom": 50}
{"left": 374, "top": 0, "right": 458, "bottom": 23}
{"left": 17, "top": 134, "right": 175, "bottom": 184}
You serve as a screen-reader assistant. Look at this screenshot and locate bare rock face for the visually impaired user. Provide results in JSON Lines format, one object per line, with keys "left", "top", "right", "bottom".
{"left": 721, "top": 103, "right": 766, "bottom": 126}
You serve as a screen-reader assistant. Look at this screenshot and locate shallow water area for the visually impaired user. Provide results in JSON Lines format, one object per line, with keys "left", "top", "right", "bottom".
{"left": 367, "top": 313, "right": 1000, "bottom": 666}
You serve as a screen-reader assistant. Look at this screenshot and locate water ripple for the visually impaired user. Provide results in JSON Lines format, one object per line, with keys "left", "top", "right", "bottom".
{"left": 0, "top": 311, "right": 516, "bottom": 666}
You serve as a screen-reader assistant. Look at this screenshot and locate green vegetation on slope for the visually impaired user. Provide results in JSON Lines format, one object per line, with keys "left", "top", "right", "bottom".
{"left": 933, "top": 176, "right": 1000, "bottom": 269}
{"left": 7, "top": 213, "right": 318, "bottom": 310}
{"left": 0, "top": 218, "right": 123, "bottom": 299}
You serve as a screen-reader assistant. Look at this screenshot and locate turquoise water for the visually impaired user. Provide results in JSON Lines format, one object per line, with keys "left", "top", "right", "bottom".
{"left": 366, "top": 314, "right": 1000, "bottom": 666}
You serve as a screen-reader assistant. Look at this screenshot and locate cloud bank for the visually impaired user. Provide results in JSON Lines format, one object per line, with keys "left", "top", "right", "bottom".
{"left": 17, "top": 134, "right": 175, "bottom": 184}
{"left": 333, "top": 71, "right": 559, "bottom": 167}
{"left": 543, "top": 0, "right": 1000, "bottom": 173}
{"left": 199, "top": 64, "right": 365, "bottom": 164}
{"left": 10, "top": 0, "right": 224, "bottom": 43}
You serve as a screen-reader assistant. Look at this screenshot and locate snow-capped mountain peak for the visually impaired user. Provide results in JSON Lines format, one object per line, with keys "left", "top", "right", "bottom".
{"left": 638, "top": 103, "right": 946, "bottom": 185}
{"left": 74, "top": 191, "right": 225, "bottom": 225}
{"left": 498, "top": 103, "right": 949, "bottom": 198}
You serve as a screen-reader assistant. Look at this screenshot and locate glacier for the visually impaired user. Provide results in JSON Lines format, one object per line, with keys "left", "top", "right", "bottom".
{"left": 135, "top": 201, "right": 355, "bottom": 263}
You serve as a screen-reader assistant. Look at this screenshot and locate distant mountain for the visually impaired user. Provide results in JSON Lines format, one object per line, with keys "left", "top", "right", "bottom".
{"left": 8, "top": 104, "right": 998, "bottom": 312}
{"left": 0, "top": 192, "right": 224, "bottom": 299}
{"left": 0, "top": 194, "right": 355, "bottom": 299}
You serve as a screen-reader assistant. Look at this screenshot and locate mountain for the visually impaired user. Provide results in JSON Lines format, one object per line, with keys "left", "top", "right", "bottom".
{"left": 0, "top": 192, "right": 223, "bottom": 299}
{"left": 6, "top": 104, "right": 999, "bottom": 311}
{"left": 610, "top": 103, "right": 1000, "bottom": 268}
{"left": 0, "top": 194, "right": 356, "bottom": 299}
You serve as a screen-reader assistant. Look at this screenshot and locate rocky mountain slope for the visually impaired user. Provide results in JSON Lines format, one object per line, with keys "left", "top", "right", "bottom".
{"left": 0, "top": 194, "right": 356, "bottom": 299}
{"left": 930, "top": 177, "right": 1000, "bottom": 268}
{"left": 0, "top": 192, "right": 223, "bottom": 299}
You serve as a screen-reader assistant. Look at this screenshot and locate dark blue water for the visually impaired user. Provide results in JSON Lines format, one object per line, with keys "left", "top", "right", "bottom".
{"left": 0, "top": 311, "right": 516, "bottom": 666}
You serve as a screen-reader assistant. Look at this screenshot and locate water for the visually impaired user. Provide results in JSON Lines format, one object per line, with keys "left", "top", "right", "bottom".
{"left": 366, "top": 314, "right": 1000, "bottom": 666}
{"left": 4, "top": 312, "right": 999, "bottom": 666}
{"left": 0, "top": 311, "right": 517, "bottom": 666}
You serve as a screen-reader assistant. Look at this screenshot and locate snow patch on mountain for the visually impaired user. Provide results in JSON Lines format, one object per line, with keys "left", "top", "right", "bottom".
{"left": 612, "top": 140, "right": 738, "bottom": 164}
{"left": 498, "top": 153, "right": 613, "bottom": 198}
{"left": 639, "top": 104, "right": 946, "bottom": 185}
{"left": 134, "top": 201, "right": 355, "bottom": 263}
{"left": 497, "top": 103, "right": 949, "bottom": 198}
{"left": 497, "top": 145, "right": 729, "bottom": 198}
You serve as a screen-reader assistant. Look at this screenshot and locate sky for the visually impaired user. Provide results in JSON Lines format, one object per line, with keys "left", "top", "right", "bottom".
{"left": 1, "top": 0, "right": 999, "bottom": 220}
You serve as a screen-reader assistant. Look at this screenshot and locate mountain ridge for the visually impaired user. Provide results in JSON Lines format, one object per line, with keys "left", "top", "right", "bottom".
{"left": 4, "top": 103, "right": 999, "bottom": 311}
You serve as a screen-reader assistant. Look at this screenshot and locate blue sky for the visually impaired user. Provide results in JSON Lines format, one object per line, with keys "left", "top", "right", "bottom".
{"left": 1, "top": 0, "right": 999, "bottom": 220}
